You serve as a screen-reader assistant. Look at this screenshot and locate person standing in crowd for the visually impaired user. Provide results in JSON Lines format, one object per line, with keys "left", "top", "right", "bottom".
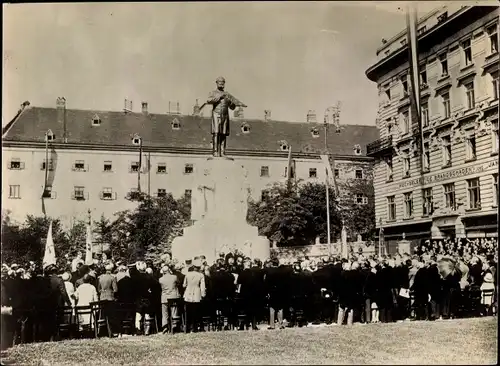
{"left": 264, "top": 258, "right": 287, "bottom": 330}
{"left": 130, "top": 261, "right": 155, "bottom": 335}
{"left": 44, "top": 264, "right": 72, "bottom": 341}
{"left": 236, "top": 258, "right": 260, "bottom": 330}
{"left": 74, "top": 274, "right": 98, "bottom": 328}
{"left": 71, "top": 252, "right": 84, "bottom": 273}
{"left": 362, "top": 260, "right": 378, "bottom": 324}
{"left": 97, "top": 262, "right": 118, "bottom": 335}
{"left": 438, "top": 258, "right": 460, "bottom": 320}
{"left": 337, "top": 261, "right": 356, "bottom": 326}
{"left": 183, "top": 259, "right": 206, "bottom": 333}
{"left": 62, "top": 272, "right": 75, "bottom": 308}
{"left": 159, "top": 265, "right": 181, "bottom": 333}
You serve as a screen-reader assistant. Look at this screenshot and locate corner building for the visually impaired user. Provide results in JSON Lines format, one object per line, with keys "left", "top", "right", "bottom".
{"left": 366, "top": 5, "right": 499, "bottom": 252}
{"left": 2, "top": 100, "right": 377, "bottom": 230}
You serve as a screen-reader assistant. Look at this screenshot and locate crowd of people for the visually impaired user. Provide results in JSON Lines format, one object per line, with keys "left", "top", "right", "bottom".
{"left": 1, "top": 237, "right": 497, "bottom": 350}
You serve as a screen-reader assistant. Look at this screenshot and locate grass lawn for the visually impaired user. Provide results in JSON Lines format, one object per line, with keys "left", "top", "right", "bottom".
{"left": 2, "top": 317, "right": 497, "bottom": 365}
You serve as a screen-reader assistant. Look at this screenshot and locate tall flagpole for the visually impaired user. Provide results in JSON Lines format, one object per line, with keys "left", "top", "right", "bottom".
{"left": 138, "top": 137, "right": 142, "bottom": 193}
{"left": 324, "top": 119, "right": 332, "bottom": 255}
{"left": 406, "top": 4, "right": 424, "bottom": 172}
{"left": 147, "top": 151, "right": 151, "bottom": 196}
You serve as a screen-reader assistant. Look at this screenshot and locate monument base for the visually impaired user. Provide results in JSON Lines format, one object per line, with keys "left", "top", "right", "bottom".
{"left": 171, "top": 218, "right": 270, "bottom": 264}
{"left": 171, "top": 157, "right": 270, "bottom": 265}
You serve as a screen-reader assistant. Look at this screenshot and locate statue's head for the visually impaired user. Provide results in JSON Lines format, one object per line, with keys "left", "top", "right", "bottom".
{"left": 216, "top": 76, "right": 225, "bottom": 90}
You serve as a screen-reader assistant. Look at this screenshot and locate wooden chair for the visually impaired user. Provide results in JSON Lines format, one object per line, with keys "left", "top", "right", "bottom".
{"left": 90, "top": 301, "right": 112, "bottom": 338}
{"left": 114, "top": 302, "right": 135, "bottom": 337}
{"left": 167, "top": 298, "right": 185, "bottom": 334}
{"left": 75, "top": 305, "right": 94, "bottom": 338}
{"left": 55, "top": 306, "right": 76, "bottom": 341}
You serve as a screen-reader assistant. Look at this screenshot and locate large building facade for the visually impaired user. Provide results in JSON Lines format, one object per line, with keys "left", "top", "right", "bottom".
{"left": 366, "top": 5, "right": 499, "bottom": 251}
{"left": 2, "top": 99, "right": 377, "bottom": 231}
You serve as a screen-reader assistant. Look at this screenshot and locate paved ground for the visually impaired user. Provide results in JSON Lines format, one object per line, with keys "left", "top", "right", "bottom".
{"left": 2, "top": 317, "right": 497, "bottom": 365}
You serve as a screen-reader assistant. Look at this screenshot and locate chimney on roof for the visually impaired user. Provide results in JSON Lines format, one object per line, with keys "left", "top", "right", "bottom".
{"left": 141, "top": 102, "right": 148, "bottom": 114}
{"left": 264, "top": 110, "right": 271, "bottom": 121}
{"left": 306, "top": 110, "right": 317, "bottom": 123}
{"left": 193, "top": 99, "right": 201, "bottom": 116}
{"left": 234, "top": 106, "right": 244, "bottom": 119}
{"left": 56, "top": 97, "right": 67, "bottom": 143}
{"left": 124, "top": 99, "right": 133, "bottom": 113}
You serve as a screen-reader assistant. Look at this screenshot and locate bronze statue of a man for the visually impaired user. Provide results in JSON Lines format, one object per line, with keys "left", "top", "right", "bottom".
{"left": 206, "top": 77, "right": 247, "bottom": 157}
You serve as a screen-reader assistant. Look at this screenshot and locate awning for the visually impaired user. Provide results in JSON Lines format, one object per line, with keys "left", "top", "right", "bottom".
{"left": 466, "top": 224, "right": 498, "bottom": 231}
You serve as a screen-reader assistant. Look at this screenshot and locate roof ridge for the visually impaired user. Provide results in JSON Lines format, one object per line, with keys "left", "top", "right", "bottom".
{"left": 26, "top": 106, "right": 376, "bottom": 127}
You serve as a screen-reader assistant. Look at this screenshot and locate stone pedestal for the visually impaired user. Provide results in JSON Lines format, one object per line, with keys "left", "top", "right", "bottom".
{"left": 171, "top": 158, "right": 270, "bottom": 264}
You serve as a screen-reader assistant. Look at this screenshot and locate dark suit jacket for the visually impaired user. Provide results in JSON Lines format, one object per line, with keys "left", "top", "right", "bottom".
{"left": 48, "top": 274, "right": 71, "bottom": 308}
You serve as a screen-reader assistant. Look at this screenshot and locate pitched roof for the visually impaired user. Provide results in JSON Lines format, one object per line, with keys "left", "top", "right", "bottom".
{"left": 2, "top": 106, "right": 379, "bottom": 156}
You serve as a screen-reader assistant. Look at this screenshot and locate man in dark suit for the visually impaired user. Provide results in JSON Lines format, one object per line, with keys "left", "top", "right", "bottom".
{"left": 264, "top": 258, "right": 289, "bottom": 330}
{"left": 236, "top": 259, "right": 260, "bottom": 330}
{"left": 43, "top": 264, "right": 71, "bottom": 341}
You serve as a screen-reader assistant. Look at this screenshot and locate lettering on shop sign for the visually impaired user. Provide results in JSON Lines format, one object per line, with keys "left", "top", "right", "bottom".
{"left": 398, "top": 162, "right": 496, "bottom": 189}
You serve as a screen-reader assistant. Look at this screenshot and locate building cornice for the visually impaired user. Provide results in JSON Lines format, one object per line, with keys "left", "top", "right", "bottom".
{"left": 1, "top": 140, "right": 375, "bottom": 162}
{"left": 366, "top": 6, "right": 492, "bottom": 82}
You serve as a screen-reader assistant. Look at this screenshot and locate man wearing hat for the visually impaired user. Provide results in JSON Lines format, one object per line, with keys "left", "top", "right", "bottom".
{"left": 206, "top": 77, "right": 247, "bottom": 157}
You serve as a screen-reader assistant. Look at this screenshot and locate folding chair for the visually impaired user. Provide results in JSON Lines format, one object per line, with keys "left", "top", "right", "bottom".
{"left": 75, "top": 305, "right": 94, "bottom": 338}
{"left": 90, "top": 301, "right": 112, "bottom": 338}
{"left": 55, "top": 306, "right": 76, "bottom": 341}
{"left": 115, "top": 302, "right": 135, "bottom": 337}
{"left": 167, "top": 298, "right": 185, "bottom": 334}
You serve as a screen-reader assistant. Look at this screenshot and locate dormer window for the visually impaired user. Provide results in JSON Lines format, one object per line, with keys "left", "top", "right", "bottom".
{"left": 311, "top": 127, "right": 320, "bottom": 138}
{"left": 92, "top": 114, "right": 101, "bottom": 126}
{"left": 46, "top": 130, "right": 54, "bottom": 142}
{"left": 353, "top": 144, "right": 362, "bottom": 155}
{"left": 132, "top": 136, "right": 141, "bottom": 145}
{"left": 280, "top": 142, "right": 289, "bottom": 151}
{"left": 172, "top": 118, "right": 181, "bottom": 130}
{"left": 241, "top": 123, "right": 250, "bottom": 134}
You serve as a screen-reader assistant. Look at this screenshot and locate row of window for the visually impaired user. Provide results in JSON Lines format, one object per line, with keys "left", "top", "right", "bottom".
{"left": 7, "top": 185, "right": 193, "bottom": 201}
{"left": 391, "top": 75, "right": 498, "bottom": 137}
{"left": 382, "top": 22, "right": 498, "bottom": 102}
{"left": 386, "top": 174, "right": 498, "bottom": 221}
{"left": 7, "top": 159, "right": 366, "bottom": 180}
{"left": 384, "top": 128, "right": 498, "bottom": 181}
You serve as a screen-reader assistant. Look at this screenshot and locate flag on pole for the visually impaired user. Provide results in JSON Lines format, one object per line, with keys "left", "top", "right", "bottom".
{"left": 406, "top": 5, "right": 421, "bottom": 123}
{"left": 286, "top": 146, "right": 293, "bottom": 185}
{"left": 85, "top": 223, "right": 93, "bottom": 265}
{"left": 341, "top": 222, "right": 348, "bottom": 259}
{"left": 320, "top": 155, "right": 335, "bottom": 187}
{"left": 42, "top": 221, "right": 56, "bottom": 269}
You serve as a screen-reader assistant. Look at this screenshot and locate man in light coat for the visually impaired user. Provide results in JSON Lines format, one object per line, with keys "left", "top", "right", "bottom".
{"left": 183, "top": 259, "right": 206, "bottom": 333}
{"left": 159, "top": 265, "right": 181, "bottom": 333}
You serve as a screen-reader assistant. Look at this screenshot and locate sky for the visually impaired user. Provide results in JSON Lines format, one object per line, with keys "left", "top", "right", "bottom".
{"left": 2, "top": 1, "right": 472, "bottom": 127}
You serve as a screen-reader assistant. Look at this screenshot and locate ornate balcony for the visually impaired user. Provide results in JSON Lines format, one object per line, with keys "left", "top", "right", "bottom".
{"left": 367, "top": 136, "right": 393, "bottom": 157}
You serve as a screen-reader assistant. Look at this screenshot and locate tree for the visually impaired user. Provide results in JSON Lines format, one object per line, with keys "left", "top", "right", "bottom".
{"left": 104, "top": 194, "right": 191, "bottom": 264}
{"left": 297, "top": 182, "right": 342, "bottom": 243}
{"left": 247, "top": 182, "right": 316, "bottom": 247}
{"left": 1, "top": 215, "right": 68, "bottom": 266}
{"left": 337, "top": 164, "right": 376, "bottom": 241}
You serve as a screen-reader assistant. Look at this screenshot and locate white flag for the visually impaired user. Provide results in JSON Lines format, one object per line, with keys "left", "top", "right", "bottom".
{"left": 85, "top": 223, "right": 93, "bottom": 265}
{"left": 341, "top": 223, "right": 349, "bottom": 259}
{"left": 43, "top": 221, "right": 56, "bottom": 269}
